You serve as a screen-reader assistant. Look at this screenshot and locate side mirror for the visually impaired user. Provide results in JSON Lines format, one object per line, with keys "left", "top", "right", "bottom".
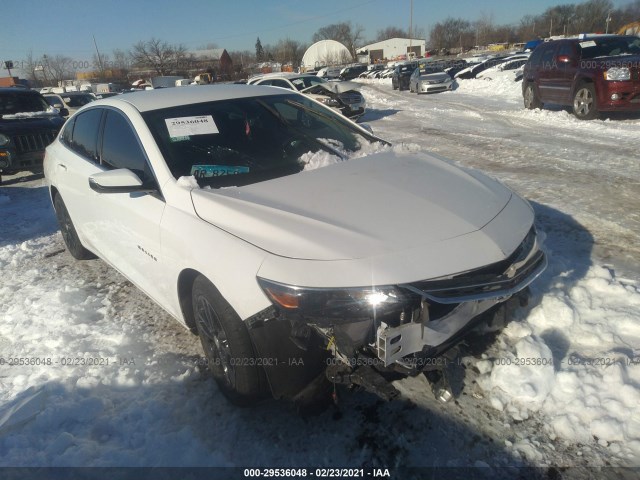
{"left": 59, "top": 108, "right": 69, "bottom": 117}
{"left": 89, "top": 169, "right": 153, "bottom": 194}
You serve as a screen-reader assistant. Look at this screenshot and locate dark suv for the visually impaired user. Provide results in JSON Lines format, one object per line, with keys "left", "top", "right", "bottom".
{"left": 0, "top": 88, "right": 65, "bottom": 182}
{"left": 522, "top": 35, "right": 640, "bottom": 119}
{"left": 391, "top": 62, "right": 418, "bottom": 90}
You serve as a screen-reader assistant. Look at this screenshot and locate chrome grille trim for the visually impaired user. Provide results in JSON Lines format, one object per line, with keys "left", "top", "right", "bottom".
{"left": 12, "top": 131, "right": 57, "bottom": 154}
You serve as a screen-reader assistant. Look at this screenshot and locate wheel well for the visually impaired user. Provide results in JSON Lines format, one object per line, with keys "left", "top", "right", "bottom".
{"left": 50, "top": 186, "right": 59, "bottom": 203}
{"left": 177, "top": 268, "right": 201, "bottom": 334}
{"left": 572, "top": 77, "right": 594, "bottom": 96}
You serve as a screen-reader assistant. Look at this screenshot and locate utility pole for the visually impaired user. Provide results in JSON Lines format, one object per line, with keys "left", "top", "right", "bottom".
{"left": 550, "top": 18, "right": 553, "bottom": 37}
{"left": 605, "top": 12, "right": 612, "bottom": 34}
{"left": 409, "top": 0, "right": 413, "bottom": 56}
{"left": 4, "top": 61, "right": 13, "bottom": 77}
{"left": 93, "top": 35, "right": 105, "bottom": 76}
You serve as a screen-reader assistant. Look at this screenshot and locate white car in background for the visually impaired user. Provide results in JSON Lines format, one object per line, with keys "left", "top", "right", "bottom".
{"left": 43, "top": 92, "right": 96, "bottom": 117}
{"left": 476, "top": 54, "right": 531, "bottom": 81}
{"left": 44, "top": 85, "right": 545, "bottom": 407}
{"left": 247, "top": 73, "right": 366, "bottom": 120}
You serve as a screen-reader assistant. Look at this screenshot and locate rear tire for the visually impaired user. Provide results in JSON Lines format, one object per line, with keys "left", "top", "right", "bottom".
{"left": 192, "top": 275, "right": 268, "bottom": 406}
{"left": 572, "top": 83, "right": 598, "bottom": 120}
{"left": 523, "top": 83, "right": 542, "bottom": 110}
{"left": 53, "top": 194, "right": 95, "bottom": 260}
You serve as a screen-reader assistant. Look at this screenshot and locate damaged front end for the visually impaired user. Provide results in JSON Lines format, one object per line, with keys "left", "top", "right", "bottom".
{"left": 302, "top": 83, "right": 366, "bottom": 121}
{"left": 251, "top": 227, "right": 546, "bottom": 403}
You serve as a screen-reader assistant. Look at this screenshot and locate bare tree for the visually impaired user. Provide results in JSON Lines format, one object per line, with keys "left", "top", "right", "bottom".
{"left": 429, "top": 18, "right": 474, "bottom": 51}
{"left": 375, "top": 26, "right": 409, "bottom": 42}
{"left": 130, "top": 38, "right": 187, "bottom": 75}
{"left": 573, "top": 0, "right": 613, "bottom": 33}
{"left": 312, "top": 22, "right": 364, "bottom": 57}
{"left": 272, "top": 38, "right": 307, "bottom": 67}
{"left": 45, "top": 55, "right": 75, "bottom": 85}
{"left": 22, "top": 51, "right": 41, "bottom": 84}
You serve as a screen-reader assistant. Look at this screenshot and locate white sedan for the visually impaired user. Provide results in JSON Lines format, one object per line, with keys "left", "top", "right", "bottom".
{"left": 44, "top": 85, "right": 546, "bottom": 406}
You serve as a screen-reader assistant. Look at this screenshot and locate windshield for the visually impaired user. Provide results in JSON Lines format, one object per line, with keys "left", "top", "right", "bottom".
{"left": 580, "top": 36, "right": 640, "bottom": 59}
{"left": 289, "top": 76, "right": 327, "bottom": 91}
{"left": 63, "top": 94, "right": 95, "bottom": 107}
{"left": 0, "top": 92, "right": 51, "bottom": 116}
{"left": 143, "top": 93, "right": 380, "bottom": 188}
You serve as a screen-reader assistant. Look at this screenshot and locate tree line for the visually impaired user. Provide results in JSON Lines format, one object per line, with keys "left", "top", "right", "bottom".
{"left": 430, "top": 0, "right": 640, "bottom": 51}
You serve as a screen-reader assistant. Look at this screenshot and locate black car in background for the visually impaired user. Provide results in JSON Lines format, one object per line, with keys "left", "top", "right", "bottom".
{"left": 0, "top": 88, "right": 65, "bottom": 182}
{"left": 339, "top": 64, "right": 368, "bottom": 80}
{"left": 391, "top": 62, "right": 418, "bottom": 90}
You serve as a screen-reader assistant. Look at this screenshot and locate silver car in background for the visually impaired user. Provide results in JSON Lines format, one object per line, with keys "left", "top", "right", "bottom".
{"left": 409, "top": 66, "right": 455, "bottom": 94}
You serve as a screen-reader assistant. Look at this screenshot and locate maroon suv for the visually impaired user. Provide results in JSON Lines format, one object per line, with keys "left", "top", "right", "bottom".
{"left": 522, "top": 35, "right": 640, "bottom": 119}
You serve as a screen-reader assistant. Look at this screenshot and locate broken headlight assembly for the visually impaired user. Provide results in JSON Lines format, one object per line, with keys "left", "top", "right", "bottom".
{"left": 257, "top": 278, "right": 417, "bottom": 326}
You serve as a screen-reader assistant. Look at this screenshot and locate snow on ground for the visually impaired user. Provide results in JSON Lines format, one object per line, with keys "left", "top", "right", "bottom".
{"left": 1, "top": 74, "right": 640, "bottom": 476}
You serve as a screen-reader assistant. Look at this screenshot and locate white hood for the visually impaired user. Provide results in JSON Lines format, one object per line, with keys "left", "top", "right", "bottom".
{"left": 302, "top": 80, "right": 360, "bottom": 95}
{"left": 190, "top": 152, "right": 514, "bottom": 261}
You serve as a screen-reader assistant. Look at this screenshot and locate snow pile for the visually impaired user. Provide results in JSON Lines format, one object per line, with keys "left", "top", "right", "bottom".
{"left": 477, "top": 264, "right": 640, "bottom": 462}
{"left": 300, "top": 139, "right": 422, "bottom": 171}
{"left": 176, "top": 175, "right": 200, "bottom": 188}
{"left": 1, "top": 107, "right": 61, "bottom": 119}
{"left": 454, "top": 77, "right": 522, "bottom": 103}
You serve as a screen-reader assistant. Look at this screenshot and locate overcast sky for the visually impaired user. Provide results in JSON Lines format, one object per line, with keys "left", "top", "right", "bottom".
{"left": 0, "top": 0, "right": 631, "bottom": 68}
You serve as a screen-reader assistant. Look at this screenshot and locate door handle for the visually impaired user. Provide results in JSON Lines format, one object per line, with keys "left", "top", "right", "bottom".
{"left": 58, "top": 163, "right": 67, "bottom": 171}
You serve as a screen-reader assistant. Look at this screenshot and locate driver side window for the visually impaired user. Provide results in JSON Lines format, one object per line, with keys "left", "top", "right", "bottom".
{"left": 100, "top": 110, "right": 153, "bottom": 184}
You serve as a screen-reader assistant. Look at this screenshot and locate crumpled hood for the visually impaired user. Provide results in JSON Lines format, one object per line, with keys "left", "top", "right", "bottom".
{"left": 190, "top": 152, "right": 513, "bottom": 260}
{"left": 303, "top": 80, "right": 360, "bottom": 95}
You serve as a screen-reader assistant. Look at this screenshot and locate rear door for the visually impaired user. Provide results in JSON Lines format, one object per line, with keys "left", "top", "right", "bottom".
{"left": 554, "top": 42, "right": 578, "bottom": 104}
{"left": 537, "top": 43, "right": 561, "bottom": 103}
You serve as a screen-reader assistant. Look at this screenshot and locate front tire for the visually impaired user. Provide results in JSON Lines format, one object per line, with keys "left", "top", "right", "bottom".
{"left": 523, "top": 83, "right": 542, "bottom": 110}
{"left": 192, "top": 275, "right": 267, "bottom": 406}
{"left": 573, "top": 83, "right": 598, "bottom": 120}
{"left": 53, "top": 194, "right": 95, "bottom": 260}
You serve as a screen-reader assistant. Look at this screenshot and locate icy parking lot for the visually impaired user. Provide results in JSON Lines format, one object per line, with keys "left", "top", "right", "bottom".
{"left": 1, "top": 77, "right": 640, "bottom": 477}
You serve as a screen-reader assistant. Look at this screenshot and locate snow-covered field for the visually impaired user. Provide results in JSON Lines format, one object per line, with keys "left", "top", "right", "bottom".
{"left": 1, "top": 75, "right": 640, "bottom": 478}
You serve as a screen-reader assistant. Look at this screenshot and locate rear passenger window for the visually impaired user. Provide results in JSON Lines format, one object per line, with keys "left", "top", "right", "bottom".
{"left": 557, "top": 43, "right": 574, "bottom": 58}
{"left": 540, "top": 46, "right": 556, "bottom": 69}
{"left": 61, "top": 117, "right": 75, "bottom": 145}
{"left": 101, "top": 110, "right": 152, "bottom": 183}
{"left": 69, "top": 109, "right": 102, "bottom": 162}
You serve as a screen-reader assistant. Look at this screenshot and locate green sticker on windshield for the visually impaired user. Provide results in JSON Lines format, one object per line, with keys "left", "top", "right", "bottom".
{"left": 190, "top": 165, "right": 250, "bottom": 179}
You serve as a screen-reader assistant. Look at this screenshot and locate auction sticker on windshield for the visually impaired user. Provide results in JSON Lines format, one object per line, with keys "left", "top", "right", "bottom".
{"left": 190, "top": 165, "right": 250, "bottom": 178}
{"left": 165, "top": 115, "right": 219, "bottom": 137}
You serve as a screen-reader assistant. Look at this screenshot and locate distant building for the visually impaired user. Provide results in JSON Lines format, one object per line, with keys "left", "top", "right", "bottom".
{"left": 301, "top": 40, "right": 352, "bottom": 71}
{"left": 357, "top": 38, "right": 426, "bottom": 63}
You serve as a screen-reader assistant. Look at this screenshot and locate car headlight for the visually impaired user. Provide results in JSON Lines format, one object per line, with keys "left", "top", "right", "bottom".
{"left": 0, "top": 133, "right": 10, "bottom": 146}
{"left": 320, "top": 97, "right": 341, "bottom": 107}
{"left": 604, "top": 67, "right": 630, "bottom": 81}
{"left": 257, "top": 278, "right": 414, "bottom": 323}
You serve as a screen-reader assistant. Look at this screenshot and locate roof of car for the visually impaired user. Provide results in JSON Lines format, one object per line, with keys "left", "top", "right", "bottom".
{"left": 0, "top": 87, "right": 41, "bottom": 95}
{"left": 90, "top": 84, "right": 291, "bottom": 113}
{"left": 249, "top": 72, "right": 316, "bottom": 81}
{"left": 44, "top": 92, "right": 93, "bottom": 96}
